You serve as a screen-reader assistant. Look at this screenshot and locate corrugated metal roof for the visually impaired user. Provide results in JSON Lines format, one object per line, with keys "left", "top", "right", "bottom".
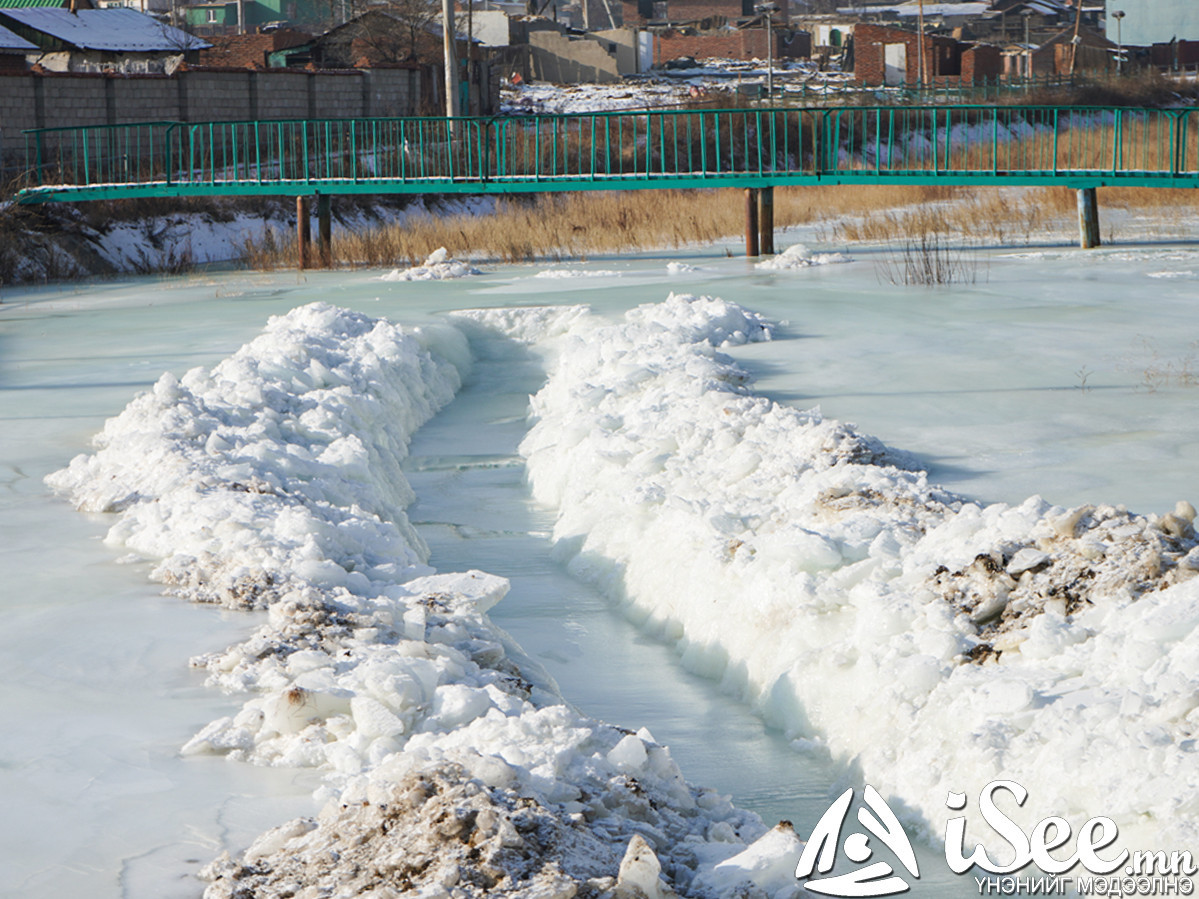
{"left": 0, "top": 7, "right": 210, "bottom": 50}
{"left": 0, "top": 20, "right": 36, "bottom": 48}
{"left": 0, "top": 0, "right": 65, "bottom": 8}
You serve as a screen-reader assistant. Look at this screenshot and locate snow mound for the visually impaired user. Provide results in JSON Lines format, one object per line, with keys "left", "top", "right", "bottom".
{"left": 755, "top": 243, "right": 852, "bottom": 271}
{"left": 383, "top": 247, "right": 482, "bottom": 281}
{"left": 521, "top": 292, "right": 1199, "bottom": 855}
{"left": 48, "top": 301, "right": 806, "bottom": 899}
{"left": 667, "top": 261, "right": 700, "bottom": 275}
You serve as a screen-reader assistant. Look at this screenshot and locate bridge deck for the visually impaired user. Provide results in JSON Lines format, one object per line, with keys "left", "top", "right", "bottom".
{"left": 16, "top": 105, "right": 1199, "bottom": 204}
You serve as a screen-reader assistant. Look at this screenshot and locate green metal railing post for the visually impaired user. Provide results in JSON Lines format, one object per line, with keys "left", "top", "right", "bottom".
{"left": 1115, "top": 108, "right": 1124, "bottom": 174}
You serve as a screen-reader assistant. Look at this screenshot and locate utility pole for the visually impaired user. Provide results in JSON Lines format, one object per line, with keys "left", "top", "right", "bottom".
{"left": 917, "top": 0, "right": 925, "bottom": 86}
{"left": 1068, "top": 0, "right": 1083, "bottom": 76}
{"left": 754, "top": 2, "right": 778, "bottom": 100}
{"left": 442, "top": 0, "right": 459, "bottom": 120}
{"left": 1022, "top": 8, "right": 1033, "bottom": 78}
{"left": 1112, "top": 9, "right": 1125, "bottom": 74}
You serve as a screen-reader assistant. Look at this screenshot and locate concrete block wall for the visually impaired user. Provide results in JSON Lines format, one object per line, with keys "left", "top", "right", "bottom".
{"left": 363, "top": 68, "right": 418, "bottom": 118}
{"left": 185, "top": 71, "right": 255, "bottom": 121}
{"left": 255, "top": 70, "right": 311, "bottom": 120}
{"left": 40, "top": 76, "right": 108, "bottom": 130}
{"left": 113, "top": 78, "right": 181, "bottom": 124}
{"left": 312, "top": 74, "right": 364, "bottom": 119}
{"left": 2, "top": 67, "right": 426, "bottom": 175}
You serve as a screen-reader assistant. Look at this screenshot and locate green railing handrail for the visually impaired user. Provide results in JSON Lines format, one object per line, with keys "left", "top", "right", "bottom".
{"left": 18, "top": 105, "right": 1199, "bottom": 203}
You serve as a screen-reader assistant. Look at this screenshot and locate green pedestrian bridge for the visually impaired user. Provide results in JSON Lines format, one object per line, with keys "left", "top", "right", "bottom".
{"left": 15, "top": 104, "right": 1199, "bottom": 254}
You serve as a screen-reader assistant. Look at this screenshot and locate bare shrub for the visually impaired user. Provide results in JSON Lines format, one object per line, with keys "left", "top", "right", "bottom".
{"left": 876, "top": 233, "right": 983, "bottom": 286}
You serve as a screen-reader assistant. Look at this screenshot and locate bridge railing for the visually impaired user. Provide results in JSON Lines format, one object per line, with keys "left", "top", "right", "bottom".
{"left": 21, "top": 105, "right": 1199, "bottom": 195}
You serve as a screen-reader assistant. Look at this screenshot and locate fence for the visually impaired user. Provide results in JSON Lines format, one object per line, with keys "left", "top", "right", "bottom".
{"left": 18, "top": 104, "right": 1199, "bottom": 203}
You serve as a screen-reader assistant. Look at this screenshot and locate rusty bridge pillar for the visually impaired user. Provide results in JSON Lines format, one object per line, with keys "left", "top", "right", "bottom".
{"left": 1077, "top": 187, "right": 1100, "bottom": 249}
{"left": 745, "top": 187, "right": 760, "bottom": 257}
{"left": 296, "top": 195, "right": 311, "bottom": 270}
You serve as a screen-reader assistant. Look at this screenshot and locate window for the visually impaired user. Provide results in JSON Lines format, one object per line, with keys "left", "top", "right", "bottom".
{"left": 207, "top": 8, "right": 219, "bottom": 22}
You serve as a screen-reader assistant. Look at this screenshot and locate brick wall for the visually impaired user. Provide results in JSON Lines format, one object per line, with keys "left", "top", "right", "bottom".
{"left": 962, "top": 44, "right": 1002, "bottom": 81}
{"left": 662, "top": 0, "right": 744, "bottom": 21}
{"left": 654, "top": 27, "right": 786, "bottom": 63}
{"left": 853, "top": 23, "right": 964, "bottom": 84}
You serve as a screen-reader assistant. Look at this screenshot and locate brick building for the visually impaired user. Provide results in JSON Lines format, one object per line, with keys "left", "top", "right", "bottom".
{"left": 852, "top": 22, "right": 1000, "bottom": 85}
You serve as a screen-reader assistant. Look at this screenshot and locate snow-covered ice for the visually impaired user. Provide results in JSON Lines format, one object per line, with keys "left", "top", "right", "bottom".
{"left": 18, "top": 240, "right": 1199, "bottom": 897}
{"left": 533, "top": 267, "right": 624, "bottom": 279}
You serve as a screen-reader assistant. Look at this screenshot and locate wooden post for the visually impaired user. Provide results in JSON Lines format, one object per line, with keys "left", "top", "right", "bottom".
{"left": 317, "top": 193, "right": 332, "bottom": 268}
{"left": 297, "top": 195, "right": 310, "bottom": 270}
{"left": 1077, "top": 187, "right": 1100, "bottom": 249}
{"left": 758, "top": 186, "right": 775, "bottom": 255}
{"left": 745, "top": 187, "right": 760, "bottom": 257}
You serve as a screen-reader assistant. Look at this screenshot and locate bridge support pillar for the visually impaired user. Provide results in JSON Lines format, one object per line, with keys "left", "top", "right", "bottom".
{"left": 1077, "top": 187, "right": 1101, "bottom": 249}
{"left": 297, "top": 195, "right": 311, "bottom": 270}
{"left": 746, "top": 188, "right": 760, "bottom": 257}
{"left": 759, "top": 186, "right": 775, "bottom": 256}
{"left": 317, "top": 193, "right": 332, "bottom": 268}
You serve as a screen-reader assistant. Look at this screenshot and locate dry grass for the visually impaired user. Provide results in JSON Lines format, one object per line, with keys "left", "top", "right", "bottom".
{"left": 829, "top": 184, "right": 1199, "bottom": 245}
{"left": 241, "top": 185, "right": 962, "bottom": 269}
{"left": 1019, "top": 70, "right": 1199, "bottom": 109}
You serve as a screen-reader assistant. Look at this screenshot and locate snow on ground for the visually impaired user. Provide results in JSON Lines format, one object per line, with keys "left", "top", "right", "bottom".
{"left": 1, "top": 196, "right": 499, "bottom": 286}
{"left": 46, "top": 302, "right": 808, "bottom": 899}
{"left": 517, "top": 292, "right": 1199, "bottom": 856}
{"left": 383, "top": 247, "right": 483, "bottom": 281}
{"left": 533, "top": 267, "right": 624, "bottom": 279}
{"left": 754, "top": 243, "right": 852, "bottom": 270}
{"left": 500, "top": 61, "right": 849, "bottom": 114}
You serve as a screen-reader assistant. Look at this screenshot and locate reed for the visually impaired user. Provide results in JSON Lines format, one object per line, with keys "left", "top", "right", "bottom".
{"left": 234, "top": 185, "right": 962, "bottom": 269}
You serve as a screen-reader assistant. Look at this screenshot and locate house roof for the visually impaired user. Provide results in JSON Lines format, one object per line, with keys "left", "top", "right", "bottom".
{"left": 0, "top": 6, "right": 210, "bottom": 51}
{"left": 0, "top": 20, "right": 36, "bottom": 48}
{"left": 198, "top": 28, "right": 311, "bottom": 67}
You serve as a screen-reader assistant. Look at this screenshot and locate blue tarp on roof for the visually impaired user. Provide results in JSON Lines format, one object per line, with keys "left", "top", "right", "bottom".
{"left": 0, "top": 7, "right": 209, "bottom": 51}
{"left": 0, "top": 21, "right": 37, "bottom": 49}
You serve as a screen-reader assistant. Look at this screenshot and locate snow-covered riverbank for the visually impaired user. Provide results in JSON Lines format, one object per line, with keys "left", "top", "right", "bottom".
{"left": 0, "top": 196, "right": 493, "bottom": 287}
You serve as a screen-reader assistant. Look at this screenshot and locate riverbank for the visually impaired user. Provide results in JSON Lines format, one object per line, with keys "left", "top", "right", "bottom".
{"left": 5, "top": 181, "right": 1199, "bottom": 289}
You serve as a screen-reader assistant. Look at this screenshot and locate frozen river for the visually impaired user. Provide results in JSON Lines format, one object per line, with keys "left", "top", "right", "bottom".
{"left": 4, "top": 237, "right": 1199, "bottom": 898}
